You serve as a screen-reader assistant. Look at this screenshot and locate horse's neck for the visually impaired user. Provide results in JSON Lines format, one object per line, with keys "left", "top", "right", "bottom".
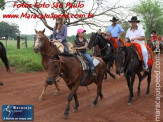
{"left": 41, "top": 40, "right": 58, "bottom": 58}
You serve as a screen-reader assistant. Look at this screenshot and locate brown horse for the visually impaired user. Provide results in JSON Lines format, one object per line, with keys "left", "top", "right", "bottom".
{"left": 0, "top": 41, "right": 10, "bottom": 85}
{"left": 46, "top": 54, "right": 107, "bottom": 119}
{"left": 34, "top": 29, "right": 60, "bottom": 100}
{"left": 147, "top": 40, "right": 156, "bottom": 51}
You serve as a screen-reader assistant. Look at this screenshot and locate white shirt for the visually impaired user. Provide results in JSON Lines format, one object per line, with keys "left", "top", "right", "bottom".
{"left": 126, "top": 26, "right": 145, "bottom": 44}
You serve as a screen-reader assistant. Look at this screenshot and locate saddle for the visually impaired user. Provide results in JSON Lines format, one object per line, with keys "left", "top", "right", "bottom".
{"left": 125, "top": 43, "right": 154, "bottom": 67}
{"left": 106, "top": 37, "right": 125, "bottom": 48}
{"left": 53, "top": 42, "right": 75, "bottom": 54}
{"left": 76, "top": 53, "right": 100, "bottom": 71}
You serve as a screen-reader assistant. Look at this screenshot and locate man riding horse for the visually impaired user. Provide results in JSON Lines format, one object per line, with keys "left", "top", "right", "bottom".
{"left": 125, "top": 16, "right": 149, "bottom": 73}
{"left": 106, "top": 17, "right": 124, "bottom": 47}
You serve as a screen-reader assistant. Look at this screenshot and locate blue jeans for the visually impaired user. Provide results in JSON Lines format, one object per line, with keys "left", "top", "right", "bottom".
{"left": 62, "top": 41, "right": 69, "bottom": 54}
{"left": 82, "top": 53, "right": 94, "bottom": 69}
{"left": 114, "top": 37, "right": 121, "bottom": 47}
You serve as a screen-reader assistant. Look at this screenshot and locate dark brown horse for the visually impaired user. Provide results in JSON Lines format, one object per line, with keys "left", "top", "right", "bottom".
{"left": 34, "top": 29, "right": 60, "bottom": 100}
{"left": 115, "top": 45, "right": 153, "bottom": 105}
{"left": 0, "top": 41, "right": 10, "bottom": 85}
{"left": 88, "top": 33, "right": 116, "bottom": 79}
{"left": 46, "top": 54, "right": 107, "bottom": 119}
{"left": 147, "top": 40, "right": 156, "bottom": 51}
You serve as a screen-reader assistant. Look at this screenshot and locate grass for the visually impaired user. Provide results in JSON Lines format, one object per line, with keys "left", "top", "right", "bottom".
{"left": 0, "top": 40, "right": 44, "bottom": 72}
{"left": 0, "top": 40, "right": 92, "bottom": 72}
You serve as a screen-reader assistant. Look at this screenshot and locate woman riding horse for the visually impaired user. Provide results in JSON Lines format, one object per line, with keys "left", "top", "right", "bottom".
{"left": 51, "top": 18, "right": 69, "bottom": 54}
{"left": 74, "top": 28, "right": 96, "bottom": 76}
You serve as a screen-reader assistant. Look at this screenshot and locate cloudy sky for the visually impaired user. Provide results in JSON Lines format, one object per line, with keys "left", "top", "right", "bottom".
{"left": 0, "top": 0, "right": 139, "bottom": 36}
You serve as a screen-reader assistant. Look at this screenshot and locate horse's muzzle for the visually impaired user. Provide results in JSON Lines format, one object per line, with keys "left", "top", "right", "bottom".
{"left": 34, "top": 48, "right": 40, "bottom": 53}
{"left": 46, "top": 77, "right": 56, "bottom": 85}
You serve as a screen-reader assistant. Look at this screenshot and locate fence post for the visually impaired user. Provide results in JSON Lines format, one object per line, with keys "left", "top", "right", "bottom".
{"left": 17, "top": 36, "right": 20, "bottom": 49}
{"left": 25, "top": 37, "right": 27, "bottom": 48}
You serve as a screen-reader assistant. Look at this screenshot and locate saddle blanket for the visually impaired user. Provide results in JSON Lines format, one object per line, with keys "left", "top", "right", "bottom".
{"left": 77, "top": 55, "right": 100, "bottom": 71}
{"left": 125, "top": 43, "right": 154, "bottom": 67}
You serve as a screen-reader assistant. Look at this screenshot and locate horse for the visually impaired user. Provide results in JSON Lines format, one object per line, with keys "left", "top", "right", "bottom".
{"left": 34, "top": 29, "right": 61, "bottom": 100}
{"left": 46, "top": 54, "right": 107, "bottom": 119}
{"left": 0, "top": 41, "right": 10, "bottom": 85}
{"left": 88, "top": 33, "right": 116, "bottom": 79}
{"left": 147, "top": 40, "right": 156, "bottom": 51}
{"left": 114, "top": 45, "right": 153, "bottom": 105}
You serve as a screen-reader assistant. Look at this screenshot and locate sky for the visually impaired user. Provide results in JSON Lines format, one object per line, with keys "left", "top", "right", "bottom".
{"left": 0, "top": 0, "right": 139, "bottom": 36}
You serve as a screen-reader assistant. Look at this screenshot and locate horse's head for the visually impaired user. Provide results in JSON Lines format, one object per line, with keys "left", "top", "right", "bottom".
{"left": 34, "top": 28, "right": 46, "bottom": 53}
{"left": 114, "top": 46, "right": 126, "bottom": 75}
{"left": 88, "top": 32, "right": 99, "bottom": 49}
{"left": 46, "top": 55, "right": 63, "bottom": 85}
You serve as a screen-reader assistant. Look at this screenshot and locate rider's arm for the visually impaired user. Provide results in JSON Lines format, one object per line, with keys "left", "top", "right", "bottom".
{"left": 76, "top": 42, "right": 88, "bottom": 50}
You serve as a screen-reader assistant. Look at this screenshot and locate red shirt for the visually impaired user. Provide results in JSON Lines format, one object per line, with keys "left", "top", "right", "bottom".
{"left": 158, "top": 37, "right": 162, "bottom": 41}
{"left": 150, "top": 35, "right": 158, "bottom": 41}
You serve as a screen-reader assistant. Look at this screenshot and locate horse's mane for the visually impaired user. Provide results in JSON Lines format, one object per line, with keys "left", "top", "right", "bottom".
{"left": 98, "top": 34, "right": 114, "bottom": 47}
{"left": 59, "top": 53, "right": 76, "bottom": 57}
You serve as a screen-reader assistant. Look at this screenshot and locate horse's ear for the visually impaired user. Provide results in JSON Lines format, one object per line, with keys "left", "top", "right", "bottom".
{"left": 42, "top": 28, "right": 45, "bottom": 34}
{"left": 35, "top": 29, "right": 38, "bottom": 34}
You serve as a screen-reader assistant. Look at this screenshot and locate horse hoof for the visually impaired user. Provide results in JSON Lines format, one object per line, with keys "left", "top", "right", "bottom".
{"left": 127, "top": 103, "right": 131, "bottom": 106}
{"left": 145, "top": 94, "right": 149, "bottom": 97}
{"left": 38, "top": 97, "right": 45, "bottom": 101}
{"left": 63, "top": 115, "right": 69, "bottom": 119}
{"left": 103, "top": 79, "right": 106, "bottom": 82}
{"left": 72, "top": 108, "right": 78, "bottom": 113}
{"left": 137, "top": 92, "right": 140, "bottom": 96}
{"left": 54, "top": 91, "right": 60, "bottom": 96}
{"left": 0, "top": 82, "right": 3, "bottom": 85}
{"left": 91, "top": 104, "right": 96, "bottom": 108}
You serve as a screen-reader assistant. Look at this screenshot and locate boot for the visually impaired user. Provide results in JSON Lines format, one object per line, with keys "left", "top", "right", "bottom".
{"left": 90, "top": 68, "right": 96, "bottom": 76}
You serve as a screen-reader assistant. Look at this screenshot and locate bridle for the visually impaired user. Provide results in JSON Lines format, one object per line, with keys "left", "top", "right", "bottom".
{"left": 34, "top": 34, "right": 59, "bottom": 56}
{"left": 91, "top": 34, "right": 108, "bottom": 51}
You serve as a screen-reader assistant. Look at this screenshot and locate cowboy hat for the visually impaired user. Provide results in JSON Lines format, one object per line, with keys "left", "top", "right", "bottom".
{"left": 128, "top": 16, "right": 140, "bottom": 23}
{"left": 110, "top": 17, "right": 119, "bottom": 22}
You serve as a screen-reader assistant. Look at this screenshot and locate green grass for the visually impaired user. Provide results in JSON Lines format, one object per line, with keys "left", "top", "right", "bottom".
{"left": 0, "top": 40, "right": 92, "bottom": 72}
{"left": 0, "top": 40, "right": 44, "bottom": 72}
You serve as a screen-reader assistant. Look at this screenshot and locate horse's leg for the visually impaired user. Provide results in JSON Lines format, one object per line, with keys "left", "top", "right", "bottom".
{"left": 54, "top": 82, "right": 60, "bottom": 95}
{"left": 137, "top": 72, "right": 142, "bottom": 96}
{"left": 107, "top": 60, "right": 115, "bottom": 79}
{"left": 103, "top": 71, "right": 107, "bottom": 81}
{"left": 128, "top": 73, "right": 136, "bottom": 105}
{"left": 73, "top": 92, "right": 79, "bottom": 112}
{"left": 145, "top": 67, "right": 152, "bottom": 96}
{"left": 64, "top": 85, "right": 78, "bottom": 119}
{"left": 39, "top": 81, "right": 48, "bottom": 100}
{"left": 92, "top": 80, "right": 103, "bottom": 107}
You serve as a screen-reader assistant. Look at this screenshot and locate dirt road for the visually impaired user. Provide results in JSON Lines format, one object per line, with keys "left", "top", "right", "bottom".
{"left": 0, "top": 55, "right": 162, "bottom": 122}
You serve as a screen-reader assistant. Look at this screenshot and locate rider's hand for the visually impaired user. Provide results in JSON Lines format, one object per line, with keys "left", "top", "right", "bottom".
{"left": 125, "top": 38, "right": 129, "bottom": 43}
{"left": 131, "top": 38, "right": 137, "bottom": 42}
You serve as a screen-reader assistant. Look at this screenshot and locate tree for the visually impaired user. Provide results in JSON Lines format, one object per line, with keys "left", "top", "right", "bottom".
{"left": 0, "top": 0, "right": 5, "bottom": 10}
{"left": 132, "top": 0, "right": 163, "bottom": 39}
{"left": 0, "top": 21, "right": 20, "bottom": 39}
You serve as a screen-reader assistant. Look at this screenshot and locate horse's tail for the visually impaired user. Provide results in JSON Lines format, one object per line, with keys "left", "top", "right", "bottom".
{"left": 0, "top": 42, "right": 10, "bottom": 72}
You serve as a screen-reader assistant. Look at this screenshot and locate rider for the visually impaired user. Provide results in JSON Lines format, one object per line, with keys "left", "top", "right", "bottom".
{"left": 150, "top": 30, "right": 158, "bottom": 47}
{"left": 74, "top": 28, "right": 96, "bottom": 76}
{"left": 125, "top": 16, "right": 149, "bottom": 72}
{"left": 52, "top": 17, "right": 69, "bottom": 53}
{"left": 106, "top": 17, "right": 124, "bottom": 47}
